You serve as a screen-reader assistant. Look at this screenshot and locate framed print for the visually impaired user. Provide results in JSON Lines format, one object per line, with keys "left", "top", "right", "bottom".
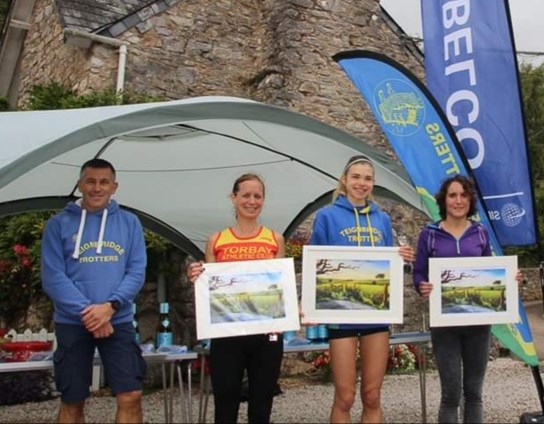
{"left": 429, "top": 256, "right": 519, "bottom": 327}
{"left": 195, "top": 257, "right": 300, "bottom": 339}
{"left": 300, "top": 245, "right": 404, "bottom": 324}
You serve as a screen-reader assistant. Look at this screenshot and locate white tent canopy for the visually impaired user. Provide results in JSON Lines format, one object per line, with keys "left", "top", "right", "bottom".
{"left": 0, "top": 96, "right": 426, "bottom": 258}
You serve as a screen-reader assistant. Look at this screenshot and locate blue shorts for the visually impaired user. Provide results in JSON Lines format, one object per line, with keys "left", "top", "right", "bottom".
{"left": 53, "top": 322, "right": 147, "bottom": 402}
{"left": 327, "top": 326, "right": 389, "bottom": 340}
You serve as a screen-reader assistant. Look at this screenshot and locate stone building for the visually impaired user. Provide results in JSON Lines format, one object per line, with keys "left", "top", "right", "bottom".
{"left": 0, "top": 0, "right": 431, "bottom": 346}
{"left": 1, "top": 0, "right": 424, "bottom": 148}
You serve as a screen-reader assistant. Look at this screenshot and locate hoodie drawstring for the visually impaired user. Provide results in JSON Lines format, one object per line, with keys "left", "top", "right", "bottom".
{"left": 97, "top": 209, "right": 108, "bottom": 254}
{"left": 354, "top": 209, "right": 362, "bottom": 247}
{"left": 365, "top": 211, "right": 375, "bottom": 247}
{"left": 353, "top": 205, "right": 375, "bottom": 247}
{"left": 72, "top": 209, "right": 87, "bottom": 259}
{"left": 71, "top": 207, "right": 108, "bottom": 259}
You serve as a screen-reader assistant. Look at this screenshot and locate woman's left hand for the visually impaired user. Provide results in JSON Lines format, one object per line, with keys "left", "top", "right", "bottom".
{"left": 399, "top": 245, "right": 415, "bottom": 262}
{"left": 187, "top": 261, "right": 205, "bottom": 284}
{"left": 515, "top": 269, "right": 526, "bottom": 285}
{"left": 298, "top": 307, "right": 317, "bottom": 326}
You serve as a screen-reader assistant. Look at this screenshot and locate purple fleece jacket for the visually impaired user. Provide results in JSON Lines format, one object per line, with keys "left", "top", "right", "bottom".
{"left": 412, "top": 221, "right": 491, "bottom": 293}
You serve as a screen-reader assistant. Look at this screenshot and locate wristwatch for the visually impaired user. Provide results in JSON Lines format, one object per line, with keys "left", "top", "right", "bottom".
{"left": 108, "top": 300, "right": 121, "bottom": 312}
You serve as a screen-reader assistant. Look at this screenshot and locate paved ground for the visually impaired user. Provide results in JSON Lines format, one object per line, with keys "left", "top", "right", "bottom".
{"left": 0, "top": 357, "right": 539, "bottom": 423}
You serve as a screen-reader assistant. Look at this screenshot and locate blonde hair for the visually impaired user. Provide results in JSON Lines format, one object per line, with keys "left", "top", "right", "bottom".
{"left": 332, "top": 155, "right": 375, "bottom": 202}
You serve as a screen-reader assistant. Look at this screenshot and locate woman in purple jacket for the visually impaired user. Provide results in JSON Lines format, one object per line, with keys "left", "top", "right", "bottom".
{"left": 413, "top": 175, "right": 521, "bottom": 423}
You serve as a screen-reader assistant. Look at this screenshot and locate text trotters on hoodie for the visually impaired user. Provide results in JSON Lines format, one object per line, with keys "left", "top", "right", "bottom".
{"left": 41, "top": 200, "right": 146, "bottom": 325}
{"left": 309, "top": 195, "right": 393, "bottom": 247}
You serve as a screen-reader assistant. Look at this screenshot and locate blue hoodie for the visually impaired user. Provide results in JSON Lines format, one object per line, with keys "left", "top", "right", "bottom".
{"left": 309, "top": 195, "right": 394, "bottom": 330}
{"left": 41, "top": 199, "right": 147, "bottom": 325}
{"left": 310, "top": 195, "right": 393, "bottom": 247}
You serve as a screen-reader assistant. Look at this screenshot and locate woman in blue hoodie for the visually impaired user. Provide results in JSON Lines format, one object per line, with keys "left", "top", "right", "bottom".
{"left": 413, "top": 175, "right": 522, "bottom": 423}
{"left": 309, "top": 155, "right": 414, "bottom": 423}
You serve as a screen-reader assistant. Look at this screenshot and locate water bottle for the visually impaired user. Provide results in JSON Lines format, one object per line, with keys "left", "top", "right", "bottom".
{"left": 132, "top": 303, "right": 140, "bottom": 344}
{"left": 283, "top": 330, "right": 297, "bottom": 343}
{"left": 305, "top": 325, "right": 318, "bottom": 343}
{"left": 156, "top": 302, "right": 173, "bottom": 348}
{"left": 317, "top": 324, "right": 329, "bottom": 344}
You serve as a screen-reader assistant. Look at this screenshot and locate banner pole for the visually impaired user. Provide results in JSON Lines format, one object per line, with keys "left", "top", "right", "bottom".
{"left": 540, "top": 262, "right": 544, "bottom": 315}
{"left": 530, "top": 366, "right": 544, "bottom": 414}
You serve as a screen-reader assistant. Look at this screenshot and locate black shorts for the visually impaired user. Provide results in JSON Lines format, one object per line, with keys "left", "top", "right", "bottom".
{"left": 327, "top": 327, "right": 390, "bottom": 340}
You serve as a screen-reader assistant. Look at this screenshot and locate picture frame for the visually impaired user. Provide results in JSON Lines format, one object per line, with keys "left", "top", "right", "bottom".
{"left": 300, "top": 245, "right": 404, "bottom": 324}
{"left": 194, "top": 257, "right": 300, "bottom": 339}
{"left": 429, "top": 255, "right": 519, "bottom": 327}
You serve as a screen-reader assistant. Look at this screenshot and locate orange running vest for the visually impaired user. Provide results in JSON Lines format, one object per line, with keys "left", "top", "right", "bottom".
{"left": 213, "top": 227, "right": 279, "bottom": 262}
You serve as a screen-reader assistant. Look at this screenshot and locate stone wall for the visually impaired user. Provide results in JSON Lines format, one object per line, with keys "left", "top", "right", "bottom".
{"left": 17, "top": 0, "right": 117, "bottom": 102}
{"left": 520, "top": 268, "right": 543, "bottom": 302}
{"left": 255, "top": 0, "right": 424, "bottom": 156}
{"left": 17, "top": 0, "right": 423, "bottom": 151}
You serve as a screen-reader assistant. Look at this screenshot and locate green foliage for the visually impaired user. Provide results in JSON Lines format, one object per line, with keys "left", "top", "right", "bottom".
{"left": 25, "top": 81, "right": 76, "bottom": 110}
{"left": 144, "top": 229, "right": 178, "bottom": 281}
{"left": 0, "top": 212, "right": 55, "bottom": 321}
{"left": 504, "top": 63, "right": 544, "bottom": 265}
{"left": 144, "top": 229, "right": 172, "bottom": 251}
{"left": 24, "top": 82, "right": 166, "bottom": 111}
{"left": 0, "top": 96, "right": 9, "bottom": 111}
{"left": 0, "top": 0, "right": 11, "bottom": 32}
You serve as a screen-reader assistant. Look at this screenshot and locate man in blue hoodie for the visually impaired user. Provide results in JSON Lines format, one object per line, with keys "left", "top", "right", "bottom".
{"left": 41, "top": 158, "right": 147, "bottom": 423}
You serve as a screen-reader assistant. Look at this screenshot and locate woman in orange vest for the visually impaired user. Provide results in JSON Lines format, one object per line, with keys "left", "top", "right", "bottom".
{"left": 187, "top": 173, "right": 285, "bottom": 424}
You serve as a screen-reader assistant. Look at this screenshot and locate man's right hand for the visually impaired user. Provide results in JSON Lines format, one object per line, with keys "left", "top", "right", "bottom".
{"left": 81, "top": 303, "right": 115, "bottom": 332}
{"left": 92, "top": 322, "right": 114, "bottom": 338}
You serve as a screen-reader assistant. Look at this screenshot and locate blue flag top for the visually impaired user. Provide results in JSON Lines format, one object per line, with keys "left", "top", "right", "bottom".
{"left": 334, "top": 49, "right": 539, "bottom": 366}
{"left": 422, "top": 0, "right": 537, "bottom": 247}
{"left": 333, "top": 50, "right": 502, "bottom": 253}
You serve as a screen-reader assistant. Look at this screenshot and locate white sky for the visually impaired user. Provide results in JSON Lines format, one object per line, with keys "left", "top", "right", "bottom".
{"left": 380, "top": 0, "right": 544, "bottom": 65}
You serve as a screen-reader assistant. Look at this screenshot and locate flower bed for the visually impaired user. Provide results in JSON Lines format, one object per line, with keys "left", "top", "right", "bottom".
{"left": 303, "top": 342, "right": 424, "bottom": 380}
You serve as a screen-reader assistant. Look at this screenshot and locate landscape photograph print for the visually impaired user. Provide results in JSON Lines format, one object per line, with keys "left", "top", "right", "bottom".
{"left": 314, "top": 258, "right": 391, "bottom": 311}
{"left": 194, "top": 258, "right": 300, "bottom": 339}
{"left": 301, "top": 246, "right": 404, "bottom": 324}
{"left": 208, "top": 270, "right": 285, "bottom": 323}
{"left": 440, "top": 267, "right": 507, "bottom": 314}
{"left": 429, "top": 256, "right": 519, "bottom": 327}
